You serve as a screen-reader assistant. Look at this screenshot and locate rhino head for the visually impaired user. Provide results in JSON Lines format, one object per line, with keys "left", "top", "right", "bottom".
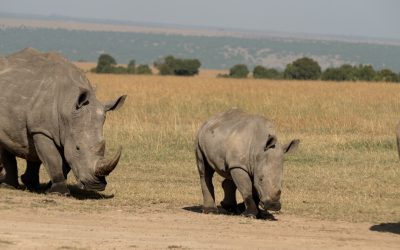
{"left": 253, "top": 135, "right": 299, "bottom": 211}
{"left": 60, "top": 86, "right": 126, "bottom": 191}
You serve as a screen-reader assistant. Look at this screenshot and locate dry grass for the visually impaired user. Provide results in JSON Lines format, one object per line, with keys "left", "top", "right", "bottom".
{"left": 2, "top": 73, "right": 400, "bottom": 223}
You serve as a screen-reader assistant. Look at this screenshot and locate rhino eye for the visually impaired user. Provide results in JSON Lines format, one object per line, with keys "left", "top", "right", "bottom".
{"left": 259, "top": 176, "right": 264, "bottom": 182}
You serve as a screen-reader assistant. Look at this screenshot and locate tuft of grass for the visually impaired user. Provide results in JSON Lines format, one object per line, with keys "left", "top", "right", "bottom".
{"left": 2, "top": 74, "right": 399, "bottom": 223}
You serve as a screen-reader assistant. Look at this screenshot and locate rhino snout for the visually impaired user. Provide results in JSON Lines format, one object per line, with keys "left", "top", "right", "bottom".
{"left": 260, "top": 190, "right": 282, "bottom": 211}
{"left": 79, "top": 176, "right": 107, "bottom": 191}
{"left": 260, "top": 200, "right": 281, "bottom": 211}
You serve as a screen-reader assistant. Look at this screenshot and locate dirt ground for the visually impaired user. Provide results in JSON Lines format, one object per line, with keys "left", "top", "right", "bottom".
{"left": 0, "top": 205, "right": 399, "bottom": 250}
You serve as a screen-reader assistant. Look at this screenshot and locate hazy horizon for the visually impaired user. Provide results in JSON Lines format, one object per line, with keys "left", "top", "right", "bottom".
{"left": 1, "top": 0, "right": 399, "bottom": 40}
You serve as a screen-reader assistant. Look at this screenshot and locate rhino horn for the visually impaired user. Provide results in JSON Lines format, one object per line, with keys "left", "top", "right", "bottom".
{"left": 94, "top": 146, "right": 122, "bottom": 176}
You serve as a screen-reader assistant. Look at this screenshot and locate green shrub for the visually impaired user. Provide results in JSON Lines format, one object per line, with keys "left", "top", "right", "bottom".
{"left": 154, "top": 56, "right": 201, "bottom": 76}
{"left": 228, "top": 64, "right": 249, "bottom": 78}
{"left": 127, "top": 59, "right": 136, "bottom": 74}
{"left": 284, "top": 57, "right": 321, "bottom": 80}
{"left": 95, "top": 54, "right": 117, "bottom": 73}
{"left": 253, "top": 65, "right": 282, "bottom": 79}
{"left": 375, "top": 69, "right": 399, "bottom": 82}
{"left": 136, "top": 64, "right": 152, "bottom": 75}
{"left": 355, "top": 64, "right": 376, "bottom": 81}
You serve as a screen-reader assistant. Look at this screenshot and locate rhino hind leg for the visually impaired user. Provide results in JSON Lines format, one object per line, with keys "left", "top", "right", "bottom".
{"left": 220, "top": 179, "right": 239, "bottom": 214}
{"left": 21, "top": 161, "right": 41, "bottom": 192}
{"left": 196, "top": 146, "right": 218, "bottom": 214}
{"left": 0, "top": 149, "right": 20, "bottom": 189}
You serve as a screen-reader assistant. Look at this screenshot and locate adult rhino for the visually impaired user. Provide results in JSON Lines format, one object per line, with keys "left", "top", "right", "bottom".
{"left": 0, "top": 48, "right": 126, "bottom": 195}
{"left": 195, "top": 108, "right": 299, "bottom": 218}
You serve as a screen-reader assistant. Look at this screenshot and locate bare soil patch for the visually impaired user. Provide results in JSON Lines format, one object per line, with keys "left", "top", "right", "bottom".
{"left": 0, "top": 205, "right": 399, "bottom": 250}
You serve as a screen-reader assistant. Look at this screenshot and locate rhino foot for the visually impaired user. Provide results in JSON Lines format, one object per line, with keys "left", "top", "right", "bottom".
{"left": 0, "top": 182, "right": 21, "bottom": 190}
{"left": 20, "top": 174, "right": 41, "bottom": 192}
{"left": 220, "top": 201, "right": 240, "bottom": 214}
{"left": 46, "top": 182, "right": 70, "bottom": 196}
{"left": 203, "top": 207, "right": 218, "bottom": 214}
{"left": 241, "top": 212, "right": 257, "bottom": 219}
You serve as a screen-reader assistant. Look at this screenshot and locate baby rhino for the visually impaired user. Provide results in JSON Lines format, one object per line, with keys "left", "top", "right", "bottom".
{"left": 195, "top": 108, "right": 299, "bottom": 218}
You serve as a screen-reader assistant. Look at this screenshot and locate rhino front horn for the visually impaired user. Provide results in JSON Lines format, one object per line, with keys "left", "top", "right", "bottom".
{"left": 94, "top": 146, "right": 122, "bottom": 176}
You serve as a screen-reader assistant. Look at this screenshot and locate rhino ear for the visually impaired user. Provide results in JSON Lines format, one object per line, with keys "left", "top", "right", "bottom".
{"left": 264, "top": 134, "right": 277, "bottom": 151}
{"left": 104, "top": 95, "right": 127, "bottom": 112}
{"left": 76, "top": 87, "right": 90, "bottom": 110}
{"left": 283, "top": 139, "right": 300, "bottom": 154}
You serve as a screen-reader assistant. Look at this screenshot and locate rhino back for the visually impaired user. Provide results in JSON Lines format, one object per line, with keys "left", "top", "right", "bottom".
{"left": 197, "top": 108, "right": 275, "bottom": 175}
{"left": 0, "top": 48, "right": 91, "bottom": 160}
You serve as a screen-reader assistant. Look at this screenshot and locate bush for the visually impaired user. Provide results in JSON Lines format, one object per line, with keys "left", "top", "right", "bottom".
{"left": 322, "top": 64, "right": 378, "bottom": 82}
{"left": 322, "top": 64, "right": 355, "bottom": 81}
{"left": 127, "top": 59, "right": 136, "bottom": 74}
{"left": 154, "top": 56, "right": 201, "bottom": 76}
{"left": 112, "top": 66, "right": 128, "bottom": 74}
{"left": 253, "top": 65, "right": 282, "bottom": 79}
{"left": 284, "top": 57, "right": 321, "bottom": 80}
{"left": 355, "top": 64, "right": 376, "bottom": 81}
{"left": 375, "top": 69, "right": 399, "bottom": 82}
{"left": 136, "top": 64, "right": 152, "bottom": 75}
{"left": 95, "top": 54, "right": 117, "bottom": 73}
{"left": 228, "top": 64, "right": 249, "bottom": 78}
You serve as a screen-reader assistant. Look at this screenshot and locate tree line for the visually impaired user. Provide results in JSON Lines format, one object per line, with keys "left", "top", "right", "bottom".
{"left": 92, "top": 54, "right": 201, "bottom": 76}
{"left": 223, "top": 57, "right": 400, "bottom": 82}
{"left": 92, "top": 53, "right": 400, "bottom": 82}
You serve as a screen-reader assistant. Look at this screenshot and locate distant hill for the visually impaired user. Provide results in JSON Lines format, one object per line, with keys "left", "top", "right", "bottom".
{"left": 1, "top": 14, "right": 400, "bottom": 71}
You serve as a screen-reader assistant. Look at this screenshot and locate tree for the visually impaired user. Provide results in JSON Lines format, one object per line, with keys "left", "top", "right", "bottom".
{"left": 154, "top": 56, "right": 201, "bottom": 76}
{"left": 253, "top": 65, "right": 282, "bottom": 79}
{"left": 355, "top": 64, "right": 376, "bottom": 81}
{"left": 375, "top": 69, "right": 399, "bottom": 82}
{"left": 321, "top": 64, "right": 357, "bottom": 81}
{"left": 127, "top": 59, "right": 136, "bottom": 74}
{"left": 228, "top": 64, "right": 249, "bottom": 78}
{"left": 284, "top": 57, "right": 321, "bottom": 80}
{"left": 136, "top": 64, "right": 152, "bottom": 75}
{"left": 95, "top": 54, "right": 117, "bottom": 73}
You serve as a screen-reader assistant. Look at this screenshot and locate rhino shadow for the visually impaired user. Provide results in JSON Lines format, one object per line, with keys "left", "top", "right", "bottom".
{"left": 370, "top": 222, "right": 400, "bottom": 235}
{"left": 182, "top": 203, "right": 277, "bottom": 221}
{"left": 19, "top": 182, "right": 114, "bottom": 200}
{"left": 67, "top": 185, "right": 114, "bottom": 200}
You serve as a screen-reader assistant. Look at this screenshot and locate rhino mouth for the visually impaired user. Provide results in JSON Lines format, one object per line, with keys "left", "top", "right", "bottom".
{"left": 78, "top": 176, "right": 107, "bottom": 191}
{"left": 259, "top": 201, "right": 281, "bottom": 211}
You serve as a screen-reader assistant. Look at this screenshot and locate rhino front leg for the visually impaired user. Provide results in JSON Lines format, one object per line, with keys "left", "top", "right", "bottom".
{"left": 0, "top": 163, "right": 4, "bottom": 182}
{"left": 21, "top": 161, "right": 41, "bottom": 191}
{"left": 221, "top": 179, "right": 239, "bottom": 214}
{"left": 0, "top": 149, "right": 20, "bottom": 188}
{"left": 33, "top": 134, "right": 70, "bottom": 195}
{"left": 196, "top": 147, "right": 217, "bottom": 214}
{"left": 230, "top": 167, "right": 258, "bottom": 218}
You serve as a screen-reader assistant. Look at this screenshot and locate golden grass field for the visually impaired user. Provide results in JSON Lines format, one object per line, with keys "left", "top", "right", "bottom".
{"left": 4, "top": 71, "right": 400, "bottom": 224}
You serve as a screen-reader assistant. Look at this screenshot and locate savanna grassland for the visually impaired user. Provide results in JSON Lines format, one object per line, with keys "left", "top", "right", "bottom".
{"left": 2, "top": 72, "right": 400, "bottom": 225}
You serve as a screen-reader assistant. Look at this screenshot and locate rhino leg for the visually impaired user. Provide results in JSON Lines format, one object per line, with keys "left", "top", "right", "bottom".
{"left": 33, "top": 134, "right": 70, "bottom": 196}
{"left": 0, "top": 149, "right": 20, "bottom": 189}
{"left": 196, "top": 146, "right": 217, "bottom": 214}
{"left": 0, "top": 163, "right": 4, "bottom": 182}
{"left": 230, "top": 167, "right": 258, "bottom": 218}
{"left": 21, "top": 161, "right": 41, "bottom": 192}
{"left": 221, "top": 179, "right": 239, "bottom": 214}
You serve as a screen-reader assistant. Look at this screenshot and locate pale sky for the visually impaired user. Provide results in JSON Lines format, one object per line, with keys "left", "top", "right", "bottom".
{"left": 1, "top": 0, "right": 399, "bottom": 39}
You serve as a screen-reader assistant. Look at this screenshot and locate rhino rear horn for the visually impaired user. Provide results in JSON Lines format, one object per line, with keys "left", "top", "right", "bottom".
{"left": 94, "top": 146, "right": 122, "bottom": 176}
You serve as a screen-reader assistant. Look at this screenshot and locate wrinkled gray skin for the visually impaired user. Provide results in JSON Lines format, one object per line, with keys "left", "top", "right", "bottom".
{"left": 0, "top": 48, "right": 126, "bottom": 195}
{"left": 195, "top": 108, "right": 299, "bottom": 218}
